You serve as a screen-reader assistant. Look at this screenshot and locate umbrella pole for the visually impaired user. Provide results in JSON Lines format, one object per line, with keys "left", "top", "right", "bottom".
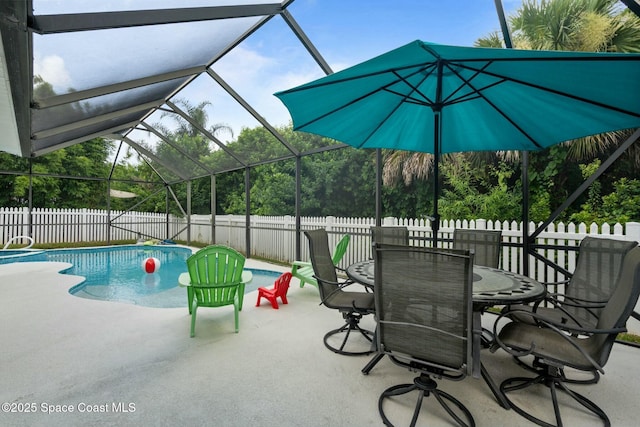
{"left": 432, "top": 61, "right": 444, "bottom": 249}
{"left": 432, "top": 110, "right": 441, "bottom": 248}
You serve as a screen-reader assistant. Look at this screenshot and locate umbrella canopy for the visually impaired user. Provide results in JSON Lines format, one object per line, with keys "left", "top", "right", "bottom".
{"left": 274, "top": 40, "right": 640, "bottom": 244}
{"left": 275, "top": 40, "right": 640, "bottom": 154}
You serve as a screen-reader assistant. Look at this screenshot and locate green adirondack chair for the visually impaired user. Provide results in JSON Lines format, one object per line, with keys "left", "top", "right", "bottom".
{"left": 291, "top": 234, "right": 350, "bottom": 289}
{"left": 182, "top": 245, "right": 250, "bottom": 337}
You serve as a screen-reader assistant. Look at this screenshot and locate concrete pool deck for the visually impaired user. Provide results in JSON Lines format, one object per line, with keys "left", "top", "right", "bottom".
{"left": 1, "top": 257, "right": 639, "bottom": 426}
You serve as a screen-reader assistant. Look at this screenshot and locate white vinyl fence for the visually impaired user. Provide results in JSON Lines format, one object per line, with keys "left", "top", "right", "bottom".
{"left": 0, "top": 207, "right": 181, "bottom": 246}
{"left": 3, "top": 207, "right": 640, "bottom": 283}
{"left": 186, "top": 214, "right": 640, "bottom": 280}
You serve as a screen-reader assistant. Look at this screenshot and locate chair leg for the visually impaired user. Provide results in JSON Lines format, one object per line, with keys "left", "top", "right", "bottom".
{"left": 187, "top": 287, "right": 194, "bottom": 315}
{"left": 233, "top": 304, "right": 239, "bottom": 333}
{"left": 323, "top": 312, "right": 375, "bottom": 356}
{"left": 513, "top": 356, "right": 600, "bottom": 385}
{"left": 362, "top": 353, "right": 385, "bottom": 375}
{"left": 238, "top": 283, "right": 245, "bottom": 311}
{"left": 256, "top": 289, "right": 278, "bottom": 309}
{"left": 500, "top": 373, "right": 610, "bottom": 427}
{"left": 379, "top": 374, "right": 475, "bottom": 427}
{"left": 190, "top": 304, "right": 198, "bottom": 338}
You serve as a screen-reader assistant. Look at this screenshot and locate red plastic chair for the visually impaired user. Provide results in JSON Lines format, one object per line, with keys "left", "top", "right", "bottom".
{"left": 256, "top": 272, "right": 292, "bottom": 309}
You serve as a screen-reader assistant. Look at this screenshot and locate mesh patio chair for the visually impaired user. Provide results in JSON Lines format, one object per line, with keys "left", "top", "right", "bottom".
{"left": 491, "top": 246, "right": 640, "bottom": 427}
{"left": 370, "top": 226, "right": 410, "bottom": 246}
{"left": 452, "top": 229, "right": 502, "bottom": 268}
{"left": 373, "top": 243, "right": 478, "bottom": 427}
{"left": 291, "top": 234, "right": 350, "bottom": 289}
{"left": 305, "top": 229, "right": 375, "bottom": 356}
{"left": 504, "top": 236, "right": 637, "bottom": 383}
{"left": 508, "top": 237, "right": 637, "bottom": 328}
{"left": 453, "top": 229, "right": 502, "bottom": 348}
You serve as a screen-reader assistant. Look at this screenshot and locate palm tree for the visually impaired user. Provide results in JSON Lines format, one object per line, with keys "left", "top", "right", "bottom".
{"left": 385, "top": 0, "right": 640, "bottom": 187}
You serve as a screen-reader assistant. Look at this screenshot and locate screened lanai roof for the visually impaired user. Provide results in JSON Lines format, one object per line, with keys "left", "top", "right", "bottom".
{"left": 0, "top": 0, "right": 344, "bottom": 183}
{"left": 3, "top": 1, "right": 639, "bottom": 185}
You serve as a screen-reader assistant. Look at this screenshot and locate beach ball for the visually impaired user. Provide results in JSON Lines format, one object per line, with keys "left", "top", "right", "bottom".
{"left": 143, "top": 257, "right": 161, "bottom": 274}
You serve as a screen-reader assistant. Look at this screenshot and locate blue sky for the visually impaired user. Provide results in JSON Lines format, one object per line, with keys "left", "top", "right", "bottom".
{"left": 32, "top": 0, "right": 523, "bottom": 143}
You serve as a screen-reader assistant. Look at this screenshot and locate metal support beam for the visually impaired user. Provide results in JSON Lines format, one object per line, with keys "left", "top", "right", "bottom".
{"left": 122, "top": 136, "right": 190, "bottom": 181}
{"left": 206, "top": 69, "right": 299, "bottom": 155}
{"left": 494, "top": 0, "right": 533, "bottom": 276}
{"left": 186, "top": 181, "right": 192, "bottom": 245}
{"left": 166, "top": 100, "right": 247, "bottom": 167}
{"left": 31, "top": 4, "right": 285, "bottom": 34}
{"left": 376, "top": 149, "right": 382, "bottom": 226}
{"left": 295, "top": 156, "right": 302, "bottom": 260}
{"left": 280, "top": 9, "right": 333, "bottom": 75}
{"left": 139, "top": 122, "right": 214, "bottom": 174}
{"left": 620, "top": 0, "right": 640, "bottom": 18}
{"left": 211, "top": 175, "right": 216, "bottom": 244}
{"left": 32, "top": 99, "right": 165, "bottom": 140}
{"left": 106, "top": 180, "right": 111, "bottom": 245}
{"left": 33, "top": 66, "right": 205, "bottom": 109}
{"left": 165, "top": 187, "right": 170, "bottom": 240}
{"left": 531, "top": 128, "right": 640, "bottom": 240}
{"left": 31, "top": 121, "right": 140, "bottom": 157}
{"left": 28, "top": 158, "right": 33, "bottom": 238}
{"left": 245, "top": 167, "right": 251, "bottom": 258}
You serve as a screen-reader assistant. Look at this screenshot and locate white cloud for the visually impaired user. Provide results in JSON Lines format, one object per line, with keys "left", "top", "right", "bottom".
{"left": 33, "top": 53, "right": 72, "bottom": 90}
{"left": 211, "top": 45, "right": 328, "bottom": 136}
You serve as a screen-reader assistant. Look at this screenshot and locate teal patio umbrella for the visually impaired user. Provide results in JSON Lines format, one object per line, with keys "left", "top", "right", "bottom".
{"left": 275, "top": 40, "right": 640, "bottom": 242}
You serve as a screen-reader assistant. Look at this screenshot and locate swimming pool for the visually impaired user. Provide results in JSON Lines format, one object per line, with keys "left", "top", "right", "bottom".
{"left": 25, "top": 245, "right": 282, "bottom": 308}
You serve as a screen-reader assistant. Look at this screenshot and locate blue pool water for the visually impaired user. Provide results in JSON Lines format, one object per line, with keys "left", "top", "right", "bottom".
{"left": 0, "top": 249, "right": 47, "bottom": 264}
{"left": 22, "top": 245, "right": 282, "bottom": 308}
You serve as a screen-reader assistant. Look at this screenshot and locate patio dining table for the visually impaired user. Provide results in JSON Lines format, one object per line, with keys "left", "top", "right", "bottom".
{"left": 347, "top": 260, "right": 545, "bottom": 308}
{"left": 346, "top": 259, "right": 546, "bottom": 409}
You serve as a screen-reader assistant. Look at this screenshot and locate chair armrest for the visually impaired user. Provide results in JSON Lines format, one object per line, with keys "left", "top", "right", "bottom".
{"left": 178, "top": 272, "right": 191, "bottom": 287}
{"left": 313, "top": 275, "right": 359, "bottom": 306}
{"left": 545, "top": 293, "right": 607, "bottom": 308}
{"left": 496, "top": 307, "right": 627, "bottom": 339}
{"left": 291, "top": 261, "right": 312, "bottom": 276}
{"left": 292, "top": 260, "right": 311, "bottom": 268}
{"left": 540, "top": 278, "right": 570, "bottom": 287}
{"left": 529, "top": 293, "right": 605, "bottom": 327}
{"left": 241, "top": 270, "right": 253, "bottom": 284}
{"left": 492, "top": 308, "right": 627, "bottom": 374}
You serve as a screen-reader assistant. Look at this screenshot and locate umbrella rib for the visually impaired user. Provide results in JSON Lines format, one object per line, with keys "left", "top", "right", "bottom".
{"left": 461, "top": 62, "right": 640, "bottom": 120}
{"left": 278, "top": 62, "right": 435, "bottom": 94}
{"left": 384, "top": 69, "right": 436, "bottom": 106}
{"left": 454, "top": 72, "right": 544, "bottom": 149}
{"left": 419, "top": 41, "right": 640, "bottom": 117}
{"left": 440, "top": 61, "right": 509, "bottom": 106}
{"left": 355, "top": 70, "right": 436, "bottom": 148}
{"left": 294, "top": 65, "right": 436, "bottom": 130}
